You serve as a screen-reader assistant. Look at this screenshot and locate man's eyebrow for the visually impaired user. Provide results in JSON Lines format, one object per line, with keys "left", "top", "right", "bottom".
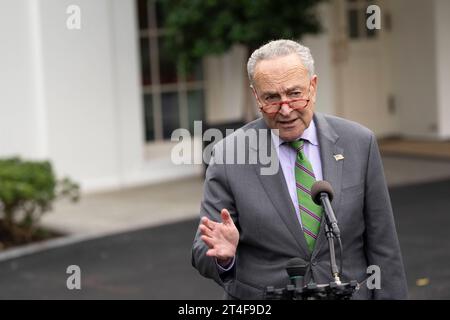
{"left": 261, "top": 91, "right": 279, "bottom": 97}
{"left": 261, "top": 85, "right": 303, "bottom": 97}
{"left": 286, "top": 85, "right": 303, "bottom": 92}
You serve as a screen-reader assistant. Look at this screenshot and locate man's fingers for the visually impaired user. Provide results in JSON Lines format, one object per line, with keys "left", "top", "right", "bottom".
{"left": 201, "top": 216, "right": 218, "bottom": 230}
{"left": 206, "top": 249, "right": 217, "bottom": 257}
{"left": 199, "top": 224, "right": 213, "bottom": 237}
{"left": 201, "top": 235, "right": 215, "bottom": 248}
{"left": 221, "top": 209, "right": 234, "bottom": 226}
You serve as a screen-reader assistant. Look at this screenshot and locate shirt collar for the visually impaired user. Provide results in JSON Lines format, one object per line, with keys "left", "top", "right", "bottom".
{"left": 270, "top": 118, "right": 319, "bottom": 148}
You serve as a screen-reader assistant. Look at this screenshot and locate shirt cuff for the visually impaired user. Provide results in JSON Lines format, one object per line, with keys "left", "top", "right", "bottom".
{"left": 216, "top": 256, "right": 235, "bottom": 273}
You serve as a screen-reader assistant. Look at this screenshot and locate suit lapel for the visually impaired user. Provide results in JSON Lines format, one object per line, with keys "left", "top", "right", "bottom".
{"left": 251, "top": 119, "right": 311, "bottom": 257}
{"left": 256, "top": 165, "right": 312, "bottom": 258}
{"left": 311, "top": 112, "right": 344, "bottom": 259}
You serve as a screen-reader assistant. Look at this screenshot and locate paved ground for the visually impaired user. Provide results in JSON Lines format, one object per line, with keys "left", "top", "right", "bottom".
{"left": 379, "top": 138, "right": 450, "bottom": 160}
{"left": 393, "top": 179, "right": 450, "bottom": 299}
{"left": 40, "top": 176, "right": 204, "bottom": 236}
{"left": 0, "top": 218, "right": 223, "bottom": 299}
{"left": 382, "top": 155, "right": 450, "bottom": 187}
{"left": 0, "top": 178, "right": 449, "bottom": 299}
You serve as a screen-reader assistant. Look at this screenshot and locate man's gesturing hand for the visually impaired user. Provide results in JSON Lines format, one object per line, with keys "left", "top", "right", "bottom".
{"left": 199, "top": 209, "right": 239, "bottom": 265}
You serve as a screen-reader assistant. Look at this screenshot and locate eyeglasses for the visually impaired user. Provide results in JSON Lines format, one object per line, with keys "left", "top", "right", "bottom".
{"left": 255, "top": 83, "right": 312, "bottom": 116}
{"left": 259, "top": 98, "right": 310, "bottom": 116}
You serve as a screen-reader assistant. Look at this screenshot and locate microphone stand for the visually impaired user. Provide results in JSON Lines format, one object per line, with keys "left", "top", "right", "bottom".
{"left": 265, "top": 207, "right": 359, "bottom": 300}
{"left": 324, "top": 223, "right": 341, "bottom": 284}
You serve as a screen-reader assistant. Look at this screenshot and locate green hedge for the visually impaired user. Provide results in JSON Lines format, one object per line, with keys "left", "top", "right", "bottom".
{"left": 0, "top": 157, "right": 79, "bottom": 230}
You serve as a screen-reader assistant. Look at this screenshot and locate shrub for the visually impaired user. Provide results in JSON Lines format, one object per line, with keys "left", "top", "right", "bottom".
{"left": 0, "top": 157, "right": 79, "bottom": 244}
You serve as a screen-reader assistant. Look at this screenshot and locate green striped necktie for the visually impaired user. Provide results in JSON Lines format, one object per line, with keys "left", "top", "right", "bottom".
{"left": 289, "top": 139, "right": 323, "bottom": 252}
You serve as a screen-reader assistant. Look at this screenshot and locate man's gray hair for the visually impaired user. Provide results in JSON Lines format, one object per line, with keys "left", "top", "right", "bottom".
{"left": 247, "top": 39, "right": 315, "bottom": 84}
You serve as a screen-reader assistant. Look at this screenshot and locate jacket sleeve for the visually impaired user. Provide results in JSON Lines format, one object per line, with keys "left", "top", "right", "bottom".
{"left": 191, "top": 144, "right": 239, "bottom": 286}
{"left": 363, "top": 132, "right": 408, "bottom": 299}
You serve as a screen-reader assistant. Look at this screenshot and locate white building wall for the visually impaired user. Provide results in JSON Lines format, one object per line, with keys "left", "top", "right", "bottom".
{"left": 38, "top": 0, "right": 121, "bottom": 190}
{"left": 40, "top": 0, "right": 201, "bottom": 192}
{"left": 0, "top": 0, "right": 201, "bottom": 193}
{"left": 0, "top": 0, "right": 39, "bottom": 158}
{"left": 303, "top": 2, "right": 337, "bottom": 116}
{"left": 204, "top": 45, "right": 248, "bottom": 125}
{"left": 434, "top": 0, "right": 450, "bottom": 139}
{"left": 390, "top": 0, "right": 439, "bottom": 138}
{"left": 109, "top": 0, "right": 146, "bottom": 187}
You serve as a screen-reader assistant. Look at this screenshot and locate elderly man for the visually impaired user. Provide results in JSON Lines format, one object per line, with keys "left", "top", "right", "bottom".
{"left": 192, "top": 39, "right": 408, "bottom": 299}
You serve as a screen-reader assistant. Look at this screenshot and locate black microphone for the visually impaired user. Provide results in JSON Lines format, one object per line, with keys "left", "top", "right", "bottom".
{"left": 311, "top": 180, "right": 341, "bottom": 237}
{"left": 286, "top": 258, "right": 308, "bottom": 288}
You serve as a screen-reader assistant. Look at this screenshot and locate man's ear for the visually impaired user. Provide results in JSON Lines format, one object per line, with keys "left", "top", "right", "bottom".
{"left": 310, "top": 75, "right": 318, "bottom": 103}
{"left": 250, "top": 85, "right": 258, "bottom": 100}
{"left": 251, "top": 85, "right": 262, "bottom": 109}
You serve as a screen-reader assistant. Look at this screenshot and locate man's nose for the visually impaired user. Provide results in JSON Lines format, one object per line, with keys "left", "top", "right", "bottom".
{"left": 278, "top": 102, "right": 293, "bottom": 116}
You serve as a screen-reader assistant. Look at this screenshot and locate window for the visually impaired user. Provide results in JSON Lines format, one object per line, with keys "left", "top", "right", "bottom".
{"left": 137, "top": 0, "right": 205, "bottom": 142}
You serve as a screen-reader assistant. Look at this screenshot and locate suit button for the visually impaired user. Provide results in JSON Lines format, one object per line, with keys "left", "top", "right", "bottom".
{"left": 312, "top": 261, "right": 317, "bottom": 266}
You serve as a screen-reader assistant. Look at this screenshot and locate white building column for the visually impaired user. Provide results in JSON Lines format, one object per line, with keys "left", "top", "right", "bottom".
{"left": 29, "top": 0, "right": 49, "bottom": 159}
{"left": 0, "top": 0, "right": 42, "bottom": 159}
{"left": 302, "top": 2, "right": 337, "bottom": 116}
{"left": 434, "top": 0, "right": 450, "bottom": 139}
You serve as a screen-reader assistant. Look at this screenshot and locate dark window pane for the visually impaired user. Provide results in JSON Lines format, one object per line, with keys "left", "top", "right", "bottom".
{"left": 161, "top": 92, "right": 180, "bottom": 139}
{"left": 158, "top": 37, "right": 178, "bottom": 84}
{"left": 140, "top": 38, "right": 152, "bottom": 86}
{"left": 144, "top": 94, "right": 155, "bottom": 141}
{"left": 186, "top": 61, "right": 204, "bottom": 82}
{"left": 187, "top": 90, "right": 205, "bottom": 134}
{"left": 155, "top": 0, "right": 165, "bottom": 28}
{"left": 348, "top": 9, "right": 359, "bottom": 39}
{"left": 137, "top": 0, "right": 148, "bottom": 30}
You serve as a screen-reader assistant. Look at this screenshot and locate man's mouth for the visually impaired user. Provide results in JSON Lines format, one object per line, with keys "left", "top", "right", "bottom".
{"left": 278, "top": 118, "right": 298, "bottom": 125}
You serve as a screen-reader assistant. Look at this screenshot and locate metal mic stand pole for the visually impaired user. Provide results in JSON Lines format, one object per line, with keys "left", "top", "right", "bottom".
{"left": 324, "top": 223, "right": 341, "bottom": 284}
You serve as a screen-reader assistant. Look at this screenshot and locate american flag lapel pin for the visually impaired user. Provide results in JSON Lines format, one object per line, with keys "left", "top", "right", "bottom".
{"left": 333, "top": 154, "right": 344, "bottom": 161}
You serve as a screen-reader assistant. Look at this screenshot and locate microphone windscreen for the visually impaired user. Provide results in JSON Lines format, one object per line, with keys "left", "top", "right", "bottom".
{"left": 311, "top": 180, "right": 334, "bottom": 205}
{"left": 286, "top": 258, "right": 308, "bottom": 277}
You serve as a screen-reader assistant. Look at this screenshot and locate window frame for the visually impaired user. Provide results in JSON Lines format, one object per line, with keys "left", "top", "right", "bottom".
{"left": 137, "top": 0, "right": 205, "bottom": 142}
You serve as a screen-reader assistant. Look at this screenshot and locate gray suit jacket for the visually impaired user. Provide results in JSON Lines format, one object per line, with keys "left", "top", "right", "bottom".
{"left": 192, "top": 112, "right": 408, "bottom": 299}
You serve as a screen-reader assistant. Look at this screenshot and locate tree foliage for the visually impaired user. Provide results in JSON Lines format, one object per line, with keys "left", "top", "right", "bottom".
{"left": 161, "top": 0, "right": 324, "bottom": 71}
